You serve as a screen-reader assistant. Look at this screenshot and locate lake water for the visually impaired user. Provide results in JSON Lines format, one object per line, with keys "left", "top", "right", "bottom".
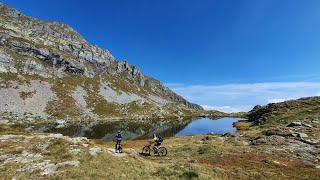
{"left": 175, "top": 118, "right": 241, "bottom": 136}
{"left": 32, "top": 117, "right": 241, "bottom": 141}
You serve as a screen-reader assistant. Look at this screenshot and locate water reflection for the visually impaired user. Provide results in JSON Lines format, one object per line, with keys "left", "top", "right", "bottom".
{"left": 32, "top": 118, "right": 241, "bottom": 141}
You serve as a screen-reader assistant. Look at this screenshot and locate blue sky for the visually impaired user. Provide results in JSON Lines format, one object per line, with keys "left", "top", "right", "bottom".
{"left": 2, "top": 0, "right": 320, "bottom": 112}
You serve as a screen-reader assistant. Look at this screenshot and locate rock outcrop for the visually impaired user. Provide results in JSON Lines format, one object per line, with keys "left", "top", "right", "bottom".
{"left": 248, "top": 96, "right": 320, "bottom": 125}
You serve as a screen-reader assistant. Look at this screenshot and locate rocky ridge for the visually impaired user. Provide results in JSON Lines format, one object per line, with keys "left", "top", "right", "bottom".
{"left": 0, "top": 3, "right": 203, "bottom": 122}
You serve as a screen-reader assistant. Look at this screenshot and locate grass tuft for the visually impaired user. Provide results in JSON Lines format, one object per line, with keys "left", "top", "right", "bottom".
{"left": 181, "top": 170, "right": 199, "bottom": 179}
{"left": 198, "top": 146, "right": 209, "bottom": 155}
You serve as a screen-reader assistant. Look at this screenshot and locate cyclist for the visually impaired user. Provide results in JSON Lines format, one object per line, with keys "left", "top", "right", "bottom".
{"left": 152, "top": 134, "right": 163, "bottom": 155}
{"left": 114, "top": 131, "right": 123, "bottom": 153}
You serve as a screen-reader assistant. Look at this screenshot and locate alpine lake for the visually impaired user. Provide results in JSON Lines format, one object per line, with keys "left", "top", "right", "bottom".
{"left": 31, "top": 118, "right": 243, "bottom": 141}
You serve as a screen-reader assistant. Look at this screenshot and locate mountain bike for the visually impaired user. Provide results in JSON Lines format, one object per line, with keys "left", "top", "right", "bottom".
{"left": 142, "top": 144, "right": 167, "bottom": 156}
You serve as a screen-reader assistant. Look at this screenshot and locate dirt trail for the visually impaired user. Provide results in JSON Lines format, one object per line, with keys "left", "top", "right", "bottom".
{"left": 105, "top": 148, "right": 127, "bottom": 157}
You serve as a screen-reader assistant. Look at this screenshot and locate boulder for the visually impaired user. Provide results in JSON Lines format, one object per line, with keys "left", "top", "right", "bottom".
{"left": 297, "top": 133, "right": 308, "bottom": 138}
{"left": 48, "top": 134, "right": 64, "bottom": 139}
{"left": 69, "top": 149, "right": 81, "bottom": 155}
{"left": 311, "top": 119, "right": 320, "bottom": 123}
{"left": 57, "top": 161, "right": 80, "bottom": 167}
{"left": 89, "top": 147, "right": 102, "bottom": 155}
{"left": 40, "top": 164, "right": 58, "bottom": 176}
{"left": 288, "top": 122, "right": 302, "bottom": 127}
{"left": 302, "top": 123, "right": 313, "bottom": 128}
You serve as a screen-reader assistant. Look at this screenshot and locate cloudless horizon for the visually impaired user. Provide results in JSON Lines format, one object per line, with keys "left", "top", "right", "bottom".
{"left": 3, "top": 0, "right": 320, "bottom": 112}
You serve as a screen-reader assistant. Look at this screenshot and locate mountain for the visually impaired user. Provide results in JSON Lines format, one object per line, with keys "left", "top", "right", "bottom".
{"left": 0, "top": 3, "right": 203, "bottom": 122}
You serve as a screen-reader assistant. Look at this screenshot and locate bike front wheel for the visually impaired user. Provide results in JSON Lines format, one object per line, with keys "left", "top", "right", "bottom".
{"left": 158, "top": 147, "right": 168, "bottom": 156}
{"left": 142, "top": 146, "right": 151, "bottom": 155}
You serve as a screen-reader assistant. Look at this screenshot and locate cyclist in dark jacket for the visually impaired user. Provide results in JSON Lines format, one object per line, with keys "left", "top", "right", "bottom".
{"left": 115, "top": 131, "right": 123, "bottom": 153}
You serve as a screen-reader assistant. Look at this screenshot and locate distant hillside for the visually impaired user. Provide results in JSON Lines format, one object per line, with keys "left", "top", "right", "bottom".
{"left": 248, "top": 96, "right": 320, "bottom": 126}
{"left": 0, "top": 3, "right": 203, "bottom": 122}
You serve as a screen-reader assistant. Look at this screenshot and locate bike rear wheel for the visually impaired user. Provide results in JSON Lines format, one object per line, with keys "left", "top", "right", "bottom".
{"left": 158, "top": 147, "right": 168, "bottom": 156}
{"left": 142, "top": 146, "right": 151, "bottom": 155}
{"left": 118, "top": 144, "right": 123, "bottom": 153}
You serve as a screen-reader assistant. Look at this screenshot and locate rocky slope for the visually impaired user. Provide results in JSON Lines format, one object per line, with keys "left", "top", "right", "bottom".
{"left": 245, "top": 97, "right": 320, "bottom": 166}
{"left": 248, "top": 96, "right": 320, "bottom": 126}
{"left": 0, "top": 3, "right": 203, "bottom": 122}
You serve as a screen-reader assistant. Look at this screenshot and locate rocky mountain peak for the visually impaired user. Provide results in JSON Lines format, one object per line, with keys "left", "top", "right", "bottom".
{"left": 0, "top": 3, "right": 22, "bottom": 18}
{"left": 0, "top": 3, "right": 115, "bottom": 77}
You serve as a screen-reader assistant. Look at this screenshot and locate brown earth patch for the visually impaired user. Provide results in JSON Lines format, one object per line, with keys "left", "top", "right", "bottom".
{"left": 199, "top": 152, "right": 320, "bottom": 180}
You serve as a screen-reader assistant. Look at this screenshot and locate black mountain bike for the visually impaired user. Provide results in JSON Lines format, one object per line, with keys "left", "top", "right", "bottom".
{"left": 142, "top": 145, "right": 168, "bottom": 156}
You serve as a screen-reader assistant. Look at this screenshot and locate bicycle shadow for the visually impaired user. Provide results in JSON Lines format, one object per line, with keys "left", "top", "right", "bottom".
{"left": 138, "top": 152, "right": 151, "bottom": 156}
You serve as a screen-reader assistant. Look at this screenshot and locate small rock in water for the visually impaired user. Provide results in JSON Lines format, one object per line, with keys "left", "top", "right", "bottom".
{"left": 55, "top": 120, "right": 66, "bottom": 128}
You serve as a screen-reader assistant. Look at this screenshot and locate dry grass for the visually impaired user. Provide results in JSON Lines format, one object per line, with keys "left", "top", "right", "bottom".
{"left": 0, "top": 124, "right": 30, "bottom": 135}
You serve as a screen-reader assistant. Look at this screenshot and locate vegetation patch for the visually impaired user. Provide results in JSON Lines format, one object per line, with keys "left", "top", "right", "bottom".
{"left": 43, "top": 138, "right": 74, "bottom": 163}
{"left": 0, "top": 124, "right": 29, "bottom": 135}
{"left": 198, "top": 152, "right": 320, "bottom": 180}
{"left": 233, "top": 121, "right": 253, "bottom": 130}
{"left": 19, "top": 90, "right": 36, "bottom": 101}
{"left": 180, "top": 170, "right": 199, "bottom": 180}
{"left": 197, "top": 146, "right": 209, "bottom": 155}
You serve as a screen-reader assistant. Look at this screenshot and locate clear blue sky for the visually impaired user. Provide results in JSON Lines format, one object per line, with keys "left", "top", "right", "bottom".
{"left": 2, "top": 0, "right": 320, "bottom": 112}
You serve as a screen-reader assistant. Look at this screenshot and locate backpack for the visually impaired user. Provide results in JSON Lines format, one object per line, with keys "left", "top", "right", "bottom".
{"left": 157, "top": 136, "right": 163, "bottom": 142}
{"left": 116, "top": 133, "right": 122, "bottom": 139}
